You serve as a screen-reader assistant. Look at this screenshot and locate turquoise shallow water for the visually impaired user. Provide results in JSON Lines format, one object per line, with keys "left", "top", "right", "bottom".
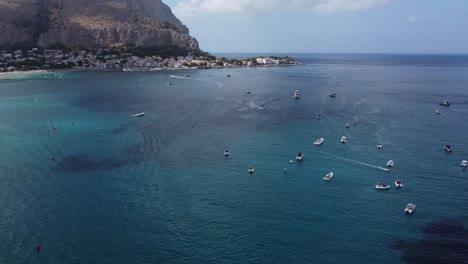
{"left": 1, "top": 55, "right": 468, "bottom": 263}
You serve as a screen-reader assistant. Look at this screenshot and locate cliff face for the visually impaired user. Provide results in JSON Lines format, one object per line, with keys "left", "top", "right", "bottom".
{"left": 0, "top": 0, "right": 199, "bottom": 51}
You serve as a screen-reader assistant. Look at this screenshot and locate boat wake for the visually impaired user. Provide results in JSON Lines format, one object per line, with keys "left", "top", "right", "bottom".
{"left": 337, "top": 157, "right": 386, "bottom": 171}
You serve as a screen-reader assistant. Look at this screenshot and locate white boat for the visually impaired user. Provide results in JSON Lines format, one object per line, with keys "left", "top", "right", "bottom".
{"left": 316, "top": 115, "right": 321, "bottom": 120}
{"left": 373, "top": 183, "right": 390, "bottom": 190}
{"left": 395, "top": 179, "right": 403, "bottom": 188}
{"left": 294, "top": 90, "right": 301, "bottom": 99}
{"left": 443, "top": 145, "right": 453, "bottom": 152}
{"left": 377, "top": 143, "right": 384, "bottom": 149}
{"left": 340, "top": 136, "right": 347, "bottom": 144}
{"left": 248, "top": 166, "right": 255, "bottom": 173}
{"left": 296, "top": 152, "right": 303, "bottom": 161}
{"left": 313, "top": 138, "right": 324, "bottom": 145}
{"left": 386, "top": 160, "right": 394, "bottom": 167}
{"left": 224, "top": 149, "right": 230, "bottom": 156}
{"left": 461, "top": 160, "right": 468, "bottom": 167}
{"left": 132, "top": 112, "right": 145, "bottom": 117}
{"left": 405, "top": 203, "right": 416, "bottom": 214}
{"left": 323, "top": 172, "right": 333, "bottom": 181}
{"left": 440, "top": 100, "right": 450, "bottom": 106}
{"left": 345, "top": 123, "right": 350, "bottom": 128}
{"left": 435, "top": 109, "right": 441, "bottom": 114}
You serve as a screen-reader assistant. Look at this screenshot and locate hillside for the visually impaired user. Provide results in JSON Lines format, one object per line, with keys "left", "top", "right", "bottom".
{"left": 0, "top": 0, "right": 199, "bottom": 52}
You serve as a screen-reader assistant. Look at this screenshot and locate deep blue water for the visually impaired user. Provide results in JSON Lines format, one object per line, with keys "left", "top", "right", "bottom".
{"left": 1, "top": 54, "right": 468, "bottom": 264}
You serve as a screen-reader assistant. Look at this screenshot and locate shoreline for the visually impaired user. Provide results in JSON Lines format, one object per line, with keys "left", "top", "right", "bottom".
{"left": 0, "top": 62, "right": 303, "bottom": 79}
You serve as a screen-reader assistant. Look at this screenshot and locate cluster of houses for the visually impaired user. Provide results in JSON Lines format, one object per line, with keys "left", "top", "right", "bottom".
{"left": 0, "top": 48, "right": 296, "bottom": 72}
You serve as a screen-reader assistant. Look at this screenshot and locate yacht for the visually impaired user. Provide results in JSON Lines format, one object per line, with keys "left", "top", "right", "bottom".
{"left": 435, "top": 109, "right": 441, "bottom": 114}
{"left": 405, "top": 203, "right": 416, "bottom": 214}
{"left": 248, "top": 166, "right": 255, "bottom": 173}
{"left": 313, "top": 138, "right": 324, "bottom": 145}
{"left": 395, "top": 179, "right": 403, "bottom": 188}
{"left": 373, "top": 183, "right": 390, "bottom": 190}
{"left": 377, "top": 143, "right": 384, "bottom": 149}
{"left": 132, "top": 112, "right": 145, "bottom": 117}
{"left": 440, "top": 100, "right": 450, "bottom": 106}
{"left": 340, "top": 136, "right": 347, "bottom": 144}
{"left": 296, "top": 152, "right": 303, "bottom": 161}
{"left": 294, "top": 90, "right": 301, "bottom": 99}
{"left": 443, "top": 145, "right": 453, "bottom": 152}
{"left": 345, "top": 123, "right": 350, "bottom": 129}
{"left": 224, "top": 149, "right": 230, "bottom": 156}
{"left": 329, "top": 93, "right": 337, "bottom": 98}
{"left": 386, "top": 160, "right": 394, "bottom": 168}
{"left": 323, "top": 172, "right": 334, "bottom": 181}
{"left": 460, "top": 160, "right": 468, "bottom": 167}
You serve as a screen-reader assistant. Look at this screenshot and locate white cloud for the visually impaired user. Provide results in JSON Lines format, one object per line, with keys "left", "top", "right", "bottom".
{"left": 407, "top": 15, "right": 418, "bottom": 23}
{"left": 174, "top": 0, "right": 390, "bottom": 18}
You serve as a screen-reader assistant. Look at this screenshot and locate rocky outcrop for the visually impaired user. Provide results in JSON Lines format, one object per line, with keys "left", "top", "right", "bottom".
{"left": 0, "top": 0, "right": 199, "bottom": 51}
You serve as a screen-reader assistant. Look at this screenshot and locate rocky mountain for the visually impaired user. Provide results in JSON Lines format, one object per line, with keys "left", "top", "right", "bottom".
{"left": 0, "top": 0, "right": 199, "bottom": 52}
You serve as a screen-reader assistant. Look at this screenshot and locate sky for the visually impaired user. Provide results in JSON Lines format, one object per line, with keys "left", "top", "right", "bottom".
{"left": 163, "top": 0, "right": 468, "bottom": 54}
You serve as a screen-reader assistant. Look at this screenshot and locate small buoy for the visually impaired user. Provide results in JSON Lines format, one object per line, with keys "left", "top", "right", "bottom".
{"left": 36, "top": 244, "right": 41, "bottom": 251}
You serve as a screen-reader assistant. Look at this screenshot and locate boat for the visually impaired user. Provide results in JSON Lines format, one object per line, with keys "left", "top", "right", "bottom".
{"left": 405, "top": 203, "right": 416, "bottom": 214}
{"left": 440, "top": 100, "right": 450, "bottom": 106}
{"left": 329, "top": 93, "right": 336, "bottom": 98}
{"left": 386, "top": 160, "right": 394, "bottom": 167}
{"left": 323, "top": 172, "right": 334, "bottom": 181}
{"left": 373, "top": 183, "right": 390, "bottom": 190}
{"left": 443, "top": 145, "right": 453, "bottom": 152}
{"left": 316, "top": 115, "right": 321, "bottom": 120}
{"left": 132, "top": 112, "right": 145, "bottom": 117}
{"left": 248, "top": 166, "right": 255, "bottom": 173}
{"left": 460, "top": 160, "right": 468, "bottom": 167}
{"left": 227, "top": 75, "right": 231, "bottom": 78}
{"left": 354, "top": 116, "right": 358, "bottom": 124}
{"left": 294, "top": 90, "right": 301, "bottom": 99}
{"left": 185, "top": 74, "right": 191, "bottom": 77}
{"left": 435, "top": 109, "right": 441, "bottom": 114}
{"left": 313, "top": 138, "right": 324, "bottom": 145}
{"left": 340, "top": 136, "right": 347, "bottom": 144}
{"left": 395, "top": 179, "right": 403, "bottom": 188}
{"left": 377, "top": 143, "right": 384, "bottom": 149}
{"left": 296, "top": 152, "right": 303, "bottom": 161}
{"left": 345, "top": 123, "right": 350, "bottom": 128}
{"left": 224, "top": 149, "right": 230, "bottom": 156}
{"left": 167, "top": 82, "right": 173, "bottom": 86}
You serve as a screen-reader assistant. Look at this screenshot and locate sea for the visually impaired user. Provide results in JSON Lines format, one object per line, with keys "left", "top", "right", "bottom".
{"left": 0, "top": 54, "right": 467, "bottom": 264}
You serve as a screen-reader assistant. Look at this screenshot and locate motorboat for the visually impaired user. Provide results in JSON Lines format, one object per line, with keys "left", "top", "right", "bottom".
{"left": 435, "top": 109, "right": 441, "bottom": 114}
{"left": 316, "top": 115, "right": 321, "bottom": 120}
{"left": 294, "top": 90, "right": 301, "bottom": 99}
{"left": 323, "top": 172, "right": 333, "bottom": 181}
{"left": 132, "top": 112, "right": 145, "bottom": 117}
{"left": 460, "top": 160, "right": 468, "bottom": 167}
{"left": 224, "top": 149, "right": 230, "bottom": 156}
{"left": 345, "top": 123, "right": 350, "bottom": 129}
{"left": 248, "top": 166, "right": 255, "bottom": 173}
{"left": 329, "top": 93, "right": 336, "bottom": 98}
{"left": 167, "top": 82, "right": 173, "bottom": 86}
{"left": 440, "top": 100, "right": 450, "bottom": 106}
{"left": 296, "top": 152, "right": 303, "bottom": 161}
{"left": 246, "top": 91, "right": 251, "bottom": 94}
{"left": 395, "top": 179, "right": 403, "bottom": 188}
{"left": 313, "top": 138, "right": 324, "bottom": 145}
{"left": 405, "top": 203, "right": 416, "bottom": 214}
{"left": 377, "top": 143, "right": 384, "bottom": 149}
{"left": 386, "top": 160, "right": 394, "bottom": 168}
{"left": 443, "top": 145, "right": 453, "bottom": 152}
{"left": 340, "top": 136, "right": 347, "bottom": 144}
{"left": 185, "top": 74, "right": 191, "bottom": 77}
{"left": 227, "top": 75, "right": 231, "bottom": 78}
{"left": 373, "top": 183, "right": 390, "bottom": 190}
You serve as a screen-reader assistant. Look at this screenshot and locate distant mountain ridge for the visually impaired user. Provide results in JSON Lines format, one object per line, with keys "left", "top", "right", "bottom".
{"left": 0, "top": 0, "right": 199, "bottom": 52}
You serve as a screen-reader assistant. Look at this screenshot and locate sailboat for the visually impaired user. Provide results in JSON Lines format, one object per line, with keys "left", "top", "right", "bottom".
{"left": 354, "top": 116, "right": 358, "bottom": 124}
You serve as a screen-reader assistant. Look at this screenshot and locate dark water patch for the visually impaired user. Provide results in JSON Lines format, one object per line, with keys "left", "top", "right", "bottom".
{"left": 391, "top": 219, "right": 468, "bottom": 264}
{"left": 55, "top": 154, "right": 125, "bottom": 172}
{"left": 111, "top": 125, "right": 128, "bottom": 134}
